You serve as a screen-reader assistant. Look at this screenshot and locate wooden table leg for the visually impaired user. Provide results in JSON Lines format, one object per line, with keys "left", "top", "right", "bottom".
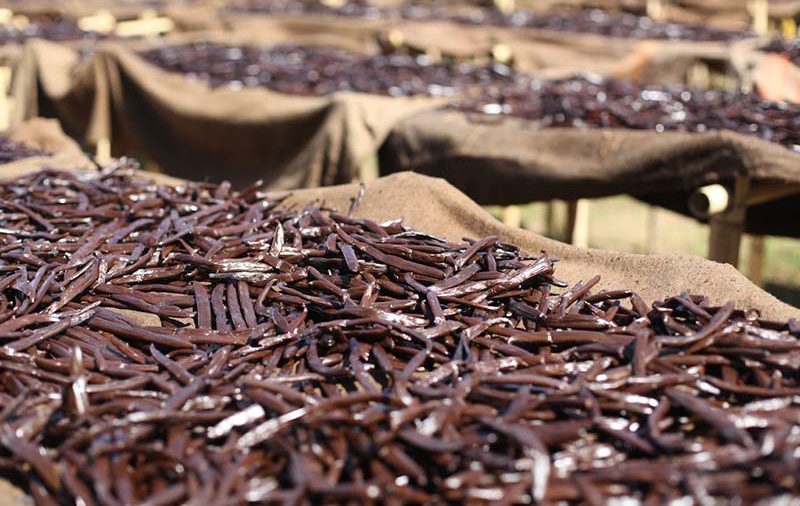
{"left": 95, "top": 138, "right": 112, "bottom": 165}
{"left": 749, "top": 0, "right": 771, "bottom": 36}
{"left": 782, "top": 17, "right": 798, "bottom": 38}
{"left": 708, "top": 209, "right": 745, "bottom": 266}
{"left": 0, "top": 66, "right": 11, "bottom": 132}
{"left": 747, "top": 235, "right": 766, "bottom": 286}
{"left": 645, "top": 206, "right": 659, "bottom": 253}
{"left": 546, "top": 201, "right": 569, "bottom": 242}
{"left": 707, "top": 175, "right": 750, "bottom": 267}
{"left": 503, "top": 206, "right": 521, "bottom": 228}
{"left": 569, "top": 200, "right": 590, "bottom": 248}
{"left": 646, "top": 0, "right": 666, "bottom": 21}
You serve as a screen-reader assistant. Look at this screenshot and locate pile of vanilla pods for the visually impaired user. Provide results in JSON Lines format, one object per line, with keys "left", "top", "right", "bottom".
{"left": 0, "top": 166, "right": 798, "bottom": 504}
{"left": 140, "top": 42, "right": 800, "bottom": 150}
{"left": 0, "top": 16, "right": 102, "bottom": 45}
{"left": 228, "top": 0, "right": 749, "bottom": 41}
{"left": 138, "top": 42, "right": 514, "bottom": 94}
{"left": 0, "top": 136, "right": 45, "bottom": 164}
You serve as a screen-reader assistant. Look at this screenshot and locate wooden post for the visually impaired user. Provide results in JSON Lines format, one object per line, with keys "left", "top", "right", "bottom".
{"left": 493, "top": 0, "right": 516, "bottom": 14}
{"left": 569, "top": 200, "right": 590, "bottom": 248}
{"left": 0, "top": 66, "right": 11, "bottom": 132}
{"left": 688, "top": 62, "right": 710, "bottom": 90}
{"left": 645, "top": 206, "right": 659, "bottom": 253}
{"left": 646, "top": 0, "right": 666, "bottom": 20}
{"left": 546, "top": 201, "right": 570, "bottom": 243}
{"left": 708, "top": 212, "right": 745, "bottom": 266}
{"left": 95, "top": 138, "right": 112, "bottom": 165}
{"left": 78, "top": 10, "right": 116, "bottom": 34}
{"left": 749, "top": 0, "right": 770, "bottom": 36}
{"left": 747, "top": 235, "right": 765, "bottom": 286}
{"left": 503, "top": 206, "right": 521, "bottom": 229}
{"left": 782, "top": 17, "right": 798, "bottom": 38}
{"left": 707, "top": 176, "right": 750, "bottom": 267}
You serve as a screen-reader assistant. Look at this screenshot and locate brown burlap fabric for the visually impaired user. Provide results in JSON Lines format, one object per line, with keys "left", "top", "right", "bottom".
{"left": 11, "top": 37, "right": 442, "bottom": 190}
{"left": 218, "top": 12, "right": 388, "bottom": 52}
{"left": 379, "top": 109, "right": 800, "bottom": 238}
{"left": 284, "top": 172, "right": 799, "bottom": 320}
{"left": 1, "top": 118, "right": 95, "bottom": 177}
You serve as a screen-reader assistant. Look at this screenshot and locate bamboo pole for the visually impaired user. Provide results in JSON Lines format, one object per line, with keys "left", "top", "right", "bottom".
{"left": 690, "top": 181, "right": 800, "bottom": 218}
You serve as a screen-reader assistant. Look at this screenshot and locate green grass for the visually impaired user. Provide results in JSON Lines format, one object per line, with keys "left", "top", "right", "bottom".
{"left": 487, "top": 196, "right": 800, "bottom": 308}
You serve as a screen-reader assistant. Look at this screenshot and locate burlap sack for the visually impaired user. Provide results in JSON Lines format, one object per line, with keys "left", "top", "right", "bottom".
{"left": 218, "top": 12, "right": 389, "bottom": 52}
{"left": 379, "top": 109, "right": 800, "bottom": 237}
{"left": 11, "top": 37, "right": 443, "bottom": 190}
{"left": 1, "top": 117, "right": 95, "bottom": 176}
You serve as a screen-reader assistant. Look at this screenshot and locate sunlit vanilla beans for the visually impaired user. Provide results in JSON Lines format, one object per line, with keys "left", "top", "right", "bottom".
{"left": 140, "top": 42, "right": 800, "bottom": 150}
{"left": 227, "top": 0, "right": 749, "bottom": 41}
{"left": 0, "top": 165, "right": 798, "bottom": 504}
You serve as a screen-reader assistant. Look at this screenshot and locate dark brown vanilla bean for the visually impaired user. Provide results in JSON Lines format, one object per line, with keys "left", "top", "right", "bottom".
{"left": 0, "top": 166, "right": 797, "bottom": 504}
